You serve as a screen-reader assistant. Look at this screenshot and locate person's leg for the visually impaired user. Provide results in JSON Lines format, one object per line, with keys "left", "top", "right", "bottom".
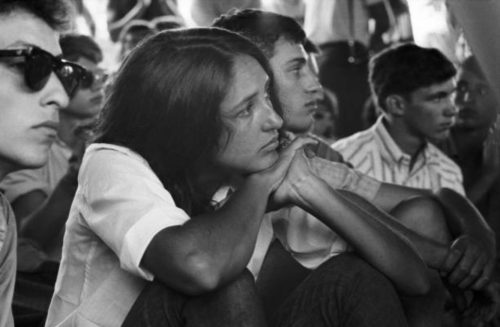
{"left": 272, "top": 253, "right": 409, "bottom": 327}
{"left": 390, "top": 196, "right": 460, "bottom": 327}
{"left": 390, "top": 195, "right": 452, "bottom": 244}
{"left": 122, "top": 269, "right": 267, "bottom": 327}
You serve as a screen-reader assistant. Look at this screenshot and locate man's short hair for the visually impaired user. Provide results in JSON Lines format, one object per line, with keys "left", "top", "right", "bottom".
{"left": 212, "top": 9, "right": 305, "bottom": 58}
{"left": 369, "top": 43, "right": 457, "bottom": 110}
{"left": 0, "top": 0, "right": 72, "bottom": 31}
{"left": 60, "top": 33, "right": 103, "bottom": 63}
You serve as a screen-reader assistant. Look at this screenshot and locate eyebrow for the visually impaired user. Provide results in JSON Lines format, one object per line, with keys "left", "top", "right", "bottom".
{"left": 426, "top": 88, "right": 456, "bottom": 100}
{"left": 286, "top": 57, "right": 307, "bottom": 67}
{"left": 230, "top": 77, "right": 271, "bottom": 112}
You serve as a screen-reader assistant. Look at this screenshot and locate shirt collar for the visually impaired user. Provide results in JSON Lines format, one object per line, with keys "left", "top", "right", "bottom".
{"left": 373, "top": 116, "right": 433, "bottom": 167}
{"left": 373, "top": 116, "right": 409, "bottom": 164}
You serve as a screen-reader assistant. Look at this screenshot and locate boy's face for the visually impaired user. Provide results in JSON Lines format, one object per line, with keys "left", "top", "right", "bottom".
{"left": 401, "top": 79, "right": 457, "bottom": 142}
{"left": 269, "top": 38, "right": 322, "bottom": 134}
{"left": 0, "top": 10, "right": 68, "bottom": 176}
{"left": 455, "top": 68, "right": 499, "bottom": 130}
{"left": 66, "top": 56, "right": 106, "bottom": 120}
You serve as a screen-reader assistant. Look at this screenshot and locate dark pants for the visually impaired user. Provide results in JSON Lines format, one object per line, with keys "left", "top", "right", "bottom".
{"left": 121, "top": 269, "right": 267, "bottom": 327}
{"left": 318, "top": 42, "right": 371, "bottom": 138}
{"left": 122, "top": 252, "right": 409, "bottom": 327}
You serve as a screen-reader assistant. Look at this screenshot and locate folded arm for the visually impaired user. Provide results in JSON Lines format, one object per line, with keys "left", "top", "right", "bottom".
{"left": 274, "top": 150, "right": 431, "bottom": 296}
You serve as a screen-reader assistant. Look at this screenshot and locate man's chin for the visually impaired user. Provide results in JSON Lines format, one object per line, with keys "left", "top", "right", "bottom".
{"left": 286, "top": 119, "right": 314, "bottom": 135}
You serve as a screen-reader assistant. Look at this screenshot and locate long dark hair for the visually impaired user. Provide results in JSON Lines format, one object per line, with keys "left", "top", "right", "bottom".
{"left": 94, "top": 27, "right": 282, "bottom": 215}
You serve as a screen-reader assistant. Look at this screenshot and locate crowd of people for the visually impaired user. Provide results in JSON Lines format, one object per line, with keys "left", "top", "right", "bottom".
{"left": 0, "top": 0, "right": 499, "bottom": 327}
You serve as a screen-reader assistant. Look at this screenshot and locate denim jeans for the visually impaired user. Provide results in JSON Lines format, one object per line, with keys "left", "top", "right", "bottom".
{"left": 270, "top": 253, "right": 409, "bottom": 327}
{"left": 121, "top": 269, "right": 268, "bottom": 327}
{"left": 122, "top": 253, "right": 408, "bottom": 327}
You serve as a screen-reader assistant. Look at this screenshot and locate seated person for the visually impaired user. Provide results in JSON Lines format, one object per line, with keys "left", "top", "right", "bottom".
{"left": 0, "top": 33, "right": 107, "bottom": 266}
{"left": 332, "top": 42, "right": 464, "bottom": 195}
{"left": 213, "top": 10, "right": 496, "bottom": 326}
{"left": 46, "top": 27, "right": 432, "bottom": 327}
{"left": 440, "top": 55, "right": 500, "bottom": 279}
{"left": 0, "top": 0, "right": 86, "bottom": 325}
{"left": 332, "top": 43, "right": 497, "bottom": 325}
{"left": 312, "top": 89, "right": 339, "bottom": 144}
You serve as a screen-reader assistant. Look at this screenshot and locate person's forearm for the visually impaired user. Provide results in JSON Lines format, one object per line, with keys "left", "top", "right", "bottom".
{"left": 339, "top": 190, "right": 449, "bottom": 270}
{"left": 142, "top": 174, "right": 271, "bottom": 296}
{"left": 290, "top": 177, "right": 431, "bottom": 296}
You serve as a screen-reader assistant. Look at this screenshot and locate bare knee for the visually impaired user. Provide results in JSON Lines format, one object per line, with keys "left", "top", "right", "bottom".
{"left": 391, "top": 196, "right": 452, "bottom": 243}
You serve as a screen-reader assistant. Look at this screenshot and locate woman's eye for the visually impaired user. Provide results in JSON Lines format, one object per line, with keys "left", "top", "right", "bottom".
{"left": 237, "top": 102, "right": 253, "bottom": 117}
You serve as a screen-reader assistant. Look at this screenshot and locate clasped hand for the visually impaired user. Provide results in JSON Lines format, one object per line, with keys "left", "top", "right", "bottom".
{"left": 442, "top": 235, "right": 495, "bottom": 291}
{"left": 260, "top": 136, "right": 318, "bottom": 211}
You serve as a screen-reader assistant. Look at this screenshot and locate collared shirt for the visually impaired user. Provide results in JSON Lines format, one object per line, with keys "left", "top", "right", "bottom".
{"left": 0, "top": 194, "right": 17, "bottom": 327}
{"left": 46, "top": 143, "right": 382, "bottom": 326}
{"left": 332, "top": 116, "right": 465, "bottom": 195}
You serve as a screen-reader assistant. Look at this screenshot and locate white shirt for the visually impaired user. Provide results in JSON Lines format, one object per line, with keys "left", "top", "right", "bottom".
{"left": 46, "top": 144, "right": 191, "bottom": 327}
{"left": 46, "top": 143, "right": 382, "bottom": 326}
{"left": 332, "top": 116, "right": 465, "bottom": 195}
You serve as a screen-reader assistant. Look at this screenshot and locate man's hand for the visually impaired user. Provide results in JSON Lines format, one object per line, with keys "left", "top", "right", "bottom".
{"left": 442, "top": 235, "right": 495, "bottom": 291}
{"left": 269, "top": 136, "right": 318, "bottom": 209}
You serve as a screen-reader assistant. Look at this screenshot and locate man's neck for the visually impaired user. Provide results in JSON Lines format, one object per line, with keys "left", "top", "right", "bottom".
{"left": 383, "top": 118, "right": 426, "bottom": 159}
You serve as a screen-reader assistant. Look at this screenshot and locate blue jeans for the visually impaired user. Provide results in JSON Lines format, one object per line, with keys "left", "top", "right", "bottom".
{"left": 121, "top": 269, "right": 267, "bottom": 327}
{"left": 122, "top": 252, "right": 409, "bottom": 327}
{"left": 269, "top": 253, "right": 409, "bottom": 327}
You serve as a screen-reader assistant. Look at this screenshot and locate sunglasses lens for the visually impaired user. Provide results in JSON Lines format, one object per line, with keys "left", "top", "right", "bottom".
{"left": 25, "top": 51, "right": 52, "bottom": 92}
{"left": 56, "top": 64, "right": 82, "bottom": 97}
{"left": 79, "top": 70, "right": 94, "bottom": 89}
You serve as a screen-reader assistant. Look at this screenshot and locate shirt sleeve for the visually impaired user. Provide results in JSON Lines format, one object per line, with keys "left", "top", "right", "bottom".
{"left": 79, "top": 147, "right": 191, "bottom": 280}
{"left": 310, "top": 157, "right": 381, "bottom": 201}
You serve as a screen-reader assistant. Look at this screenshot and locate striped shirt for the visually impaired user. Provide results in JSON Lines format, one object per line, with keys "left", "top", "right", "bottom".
{"left": 332, "top": 116, "right": 465, "bottom": 195}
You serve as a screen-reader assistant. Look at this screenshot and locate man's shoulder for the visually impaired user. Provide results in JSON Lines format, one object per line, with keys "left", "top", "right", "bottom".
{"left": 332, "top": 129, "right": 377, "bottom": 157}
{"left": 427, "top": 142, "right": 462, "bottom": 174}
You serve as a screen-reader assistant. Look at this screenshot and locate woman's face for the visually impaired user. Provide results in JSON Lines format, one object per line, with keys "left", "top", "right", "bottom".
{"left": 214, "top": 55, "right": 283, "bottom": 175}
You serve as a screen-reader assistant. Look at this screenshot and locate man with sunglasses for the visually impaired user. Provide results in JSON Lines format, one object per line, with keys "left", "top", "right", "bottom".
{"left": 1, "top": 33, "right": 105, "bottom": 275}
{"left": 0, "top": 1, "right": 88, "bottom": 326}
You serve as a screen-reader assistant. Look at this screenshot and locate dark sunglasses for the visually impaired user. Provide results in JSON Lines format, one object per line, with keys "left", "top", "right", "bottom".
{"left": 0, "top": 47, "right": 89, "bottom": 97}
{"left": 80, "top": 69, "right": 109, "bottom": 90}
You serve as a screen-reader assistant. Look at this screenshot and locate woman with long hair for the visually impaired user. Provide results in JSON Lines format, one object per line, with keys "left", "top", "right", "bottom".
{"left": 46, "top": 28, "right": 431, "bottom": 327}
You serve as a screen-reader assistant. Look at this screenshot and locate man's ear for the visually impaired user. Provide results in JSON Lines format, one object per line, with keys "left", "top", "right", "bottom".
{"left": 384, "top": 95, "right": 406, "bottom": 117}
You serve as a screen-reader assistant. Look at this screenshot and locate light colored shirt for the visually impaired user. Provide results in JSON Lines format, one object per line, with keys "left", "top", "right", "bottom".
{"left": 332, "top": 116, "right": 465, "bottom": 195}
{"left": 0, "top": 193, "right": 17, "bottom": 327}
{"left": 251, "top": 156, "right": 382, "bottom": 273}
{"left": 45, "top": 144, "right": 191, "bottom": 327}
{"left": 304, "top": 0, "right": 384, "bottom": 47}
{"left": 46, "top": 143, "right": 382, "bottom": 326}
